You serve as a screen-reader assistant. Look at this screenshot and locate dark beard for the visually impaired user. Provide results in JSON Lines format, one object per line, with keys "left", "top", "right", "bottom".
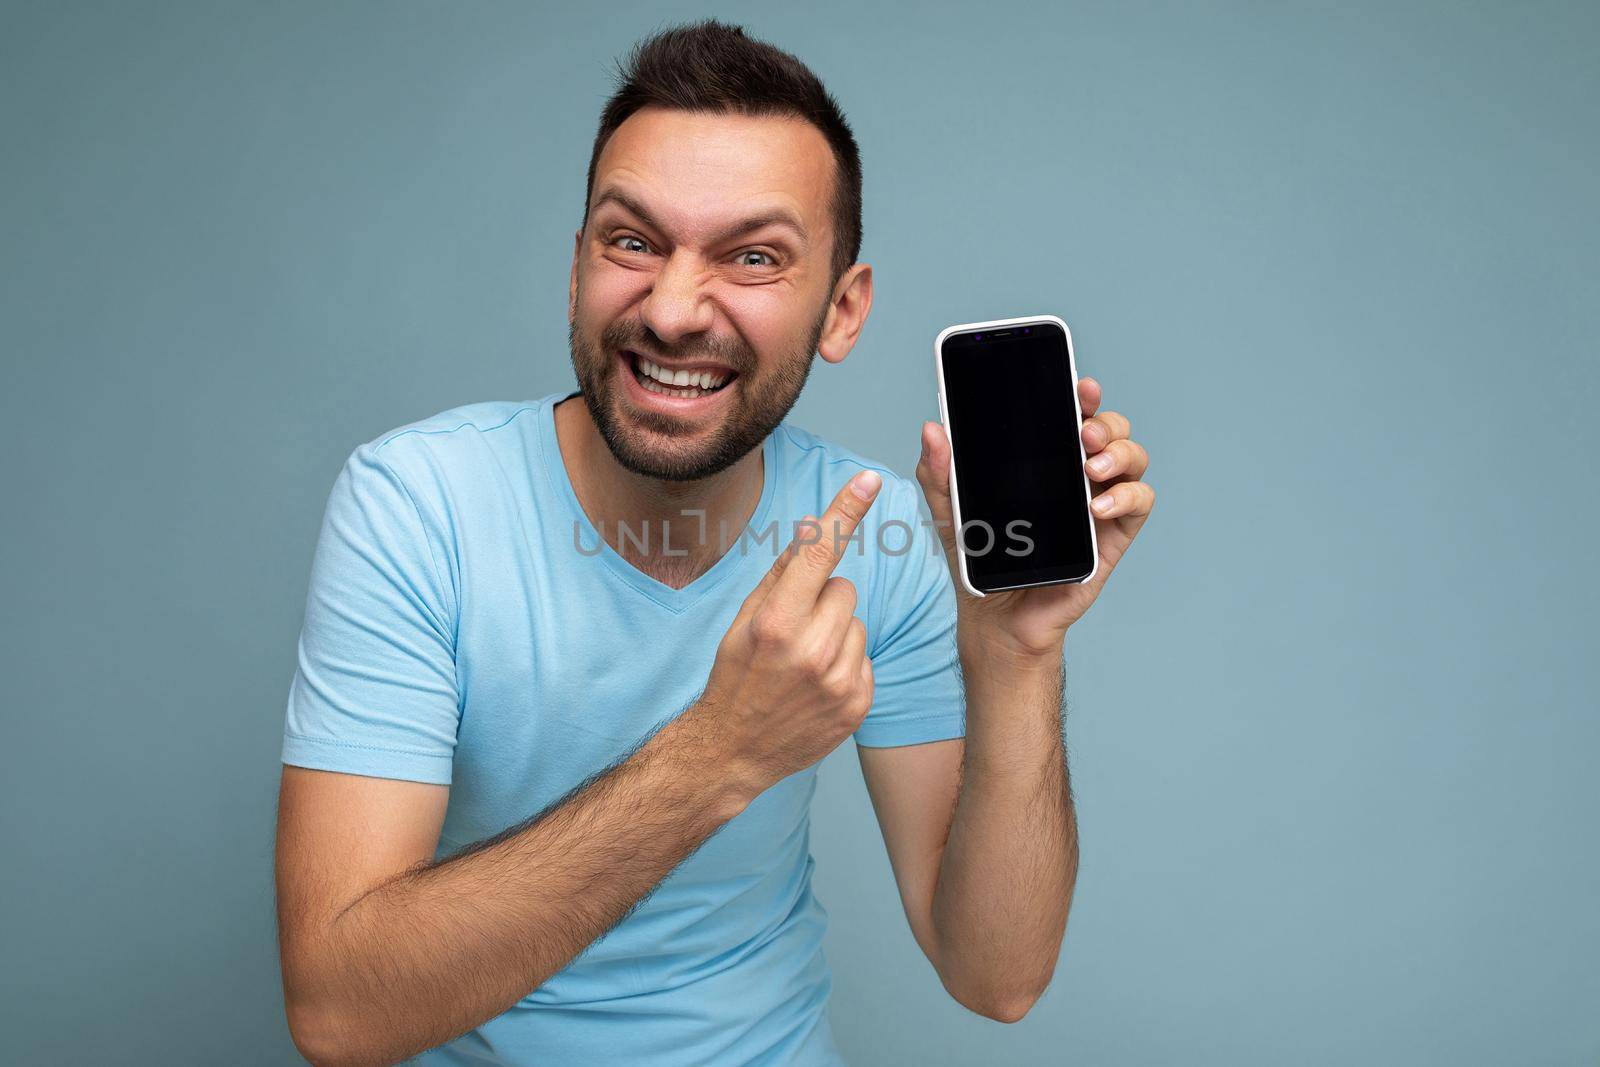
{"left": 568, "top": 306, "right": 827, "bottom": 482}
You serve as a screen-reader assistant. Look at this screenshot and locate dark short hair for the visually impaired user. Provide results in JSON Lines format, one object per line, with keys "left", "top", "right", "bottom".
{"left": 583, "top": 19, "right": 863, "bottom": 285}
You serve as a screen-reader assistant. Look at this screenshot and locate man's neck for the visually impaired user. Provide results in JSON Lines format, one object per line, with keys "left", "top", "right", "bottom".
{"left": 553, "top": 394, "right": 766, "bottom": 590}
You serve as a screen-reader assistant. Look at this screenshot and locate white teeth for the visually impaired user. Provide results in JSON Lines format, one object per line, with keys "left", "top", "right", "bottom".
{"left": 631, "top": 352, "right": 729, "bottom": 394}
{"left": 644, "top": 377, "right": 697, "bottom": 398}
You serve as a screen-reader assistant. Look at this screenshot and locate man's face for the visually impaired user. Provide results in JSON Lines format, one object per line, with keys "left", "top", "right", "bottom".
{"left": 569, "top": 106, "right": 844, "bottom": 481}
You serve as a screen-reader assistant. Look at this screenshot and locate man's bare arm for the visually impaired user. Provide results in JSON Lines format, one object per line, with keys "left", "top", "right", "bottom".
{"left": 928, "top": 649, "right": 1077, "bottom": 1020}
{"left": 856, "top": 654, "right": 1076, "bottom": 1025}
{"left": 277, "top": 472, "right": 886, "bottom": 1067}
{"left": 886, "top": 382, "right": 1151, "bottom": 1022}
{"left": 276, "top": 709, "right": 757, "bottom": 1067}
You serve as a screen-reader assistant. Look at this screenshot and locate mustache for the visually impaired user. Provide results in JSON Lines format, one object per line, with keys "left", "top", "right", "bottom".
{"left": 598, "top": 320, "right": 756, "bottom": 375}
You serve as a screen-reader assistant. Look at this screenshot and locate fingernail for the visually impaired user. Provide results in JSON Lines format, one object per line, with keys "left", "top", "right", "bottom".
{"left": 1092, "top": 493, "right": 1115, "bottom": 514}
{"left": 851, "top": 470, "right": 882, "bottom": 500}
{"left": 1087, "top": 453, "right": 1113, "bottom": 475}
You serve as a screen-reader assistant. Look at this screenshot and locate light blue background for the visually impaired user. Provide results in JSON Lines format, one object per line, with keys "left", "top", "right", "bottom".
{"left": 3, "top": 2, "right": 1596, "bottom": 1063}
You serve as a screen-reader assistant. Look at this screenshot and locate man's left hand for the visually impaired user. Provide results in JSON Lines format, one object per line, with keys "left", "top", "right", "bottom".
{"left": 914, "top": 375, "right": 1155, "bottom": 662}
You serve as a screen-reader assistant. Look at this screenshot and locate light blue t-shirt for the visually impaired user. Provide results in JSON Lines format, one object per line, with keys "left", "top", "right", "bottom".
{"left": 282, "top": 391, "right": 966, "bottom": 1065}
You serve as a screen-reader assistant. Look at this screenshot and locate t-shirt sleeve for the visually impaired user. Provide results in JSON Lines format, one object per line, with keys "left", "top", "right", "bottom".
{"left": 281, "top": 442, "right": 461, "bottom": 784}
{"left": 854, "top": 474, "right": 966, "bottom": 748}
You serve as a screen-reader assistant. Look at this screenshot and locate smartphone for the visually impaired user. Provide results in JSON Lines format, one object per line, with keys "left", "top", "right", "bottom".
{"left": 934, "top": 314, "right": 1098, "bottom": 597}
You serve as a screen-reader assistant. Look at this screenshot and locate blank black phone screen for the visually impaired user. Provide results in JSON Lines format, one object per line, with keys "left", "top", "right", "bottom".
{"left": 939, "top": 321, "right": 1096, "bottom": 591}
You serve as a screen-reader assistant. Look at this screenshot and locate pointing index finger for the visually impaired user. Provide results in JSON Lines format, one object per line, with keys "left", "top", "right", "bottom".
{"left": 771, "top": 469, "right": 882, "bottom": 608}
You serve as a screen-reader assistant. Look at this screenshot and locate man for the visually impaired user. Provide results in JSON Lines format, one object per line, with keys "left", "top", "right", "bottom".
{"left": 275, "top": 18, "right": 1154, "bottom": 1066}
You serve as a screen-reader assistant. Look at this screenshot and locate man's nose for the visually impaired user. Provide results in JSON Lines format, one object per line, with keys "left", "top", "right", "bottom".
{"left": 639, "top": 250, "right": 715, "bottom": 345}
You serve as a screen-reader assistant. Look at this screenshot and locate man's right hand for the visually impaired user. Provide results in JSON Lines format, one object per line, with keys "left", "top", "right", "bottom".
{"left": 693, "top": 468, "right": 884, "bottom": 792}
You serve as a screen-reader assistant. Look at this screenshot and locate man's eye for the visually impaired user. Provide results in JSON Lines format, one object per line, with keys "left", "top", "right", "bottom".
{"left": 737, "top": 250, "right": 776, "bottom": 268}
{"left": 613, "top": 235, "right": 652, "bottom": 254}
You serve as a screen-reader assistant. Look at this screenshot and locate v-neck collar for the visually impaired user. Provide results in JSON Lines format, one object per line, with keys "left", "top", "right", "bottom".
{"left": 537, "top": 391, "right": 780, "bottom": 614}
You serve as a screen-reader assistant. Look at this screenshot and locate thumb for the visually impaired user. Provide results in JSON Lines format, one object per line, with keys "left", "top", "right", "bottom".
{"left": 914, "top": 420, "right": 959, "bottom": 562}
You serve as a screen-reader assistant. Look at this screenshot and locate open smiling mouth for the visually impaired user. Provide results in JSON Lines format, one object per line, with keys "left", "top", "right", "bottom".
{"left": 625, "top": 350, "right": 737, "bottom": 400}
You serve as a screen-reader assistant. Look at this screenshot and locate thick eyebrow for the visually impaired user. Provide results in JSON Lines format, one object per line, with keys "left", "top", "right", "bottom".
{"left": 591, "top": 187, "right": 809, "bottom": 250}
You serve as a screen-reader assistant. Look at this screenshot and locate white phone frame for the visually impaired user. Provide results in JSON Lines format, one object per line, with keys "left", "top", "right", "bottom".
{"left": 933, "top": 313, "right": 1099, "bottom": 598}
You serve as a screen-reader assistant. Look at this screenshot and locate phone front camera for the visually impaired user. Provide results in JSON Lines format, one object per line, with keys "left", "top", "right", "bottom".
{"left": 974, "top": 333, "right": 984, "bottom": 341}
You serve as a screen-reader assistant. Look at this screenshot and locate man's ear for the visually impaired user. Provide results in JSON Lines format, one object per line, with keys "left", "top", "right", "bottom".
{"left": 817, "top": 263, "right": 873, "bottom": 365}
{"left": 568, "top": 227, "right": 582, "bottom": 324}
